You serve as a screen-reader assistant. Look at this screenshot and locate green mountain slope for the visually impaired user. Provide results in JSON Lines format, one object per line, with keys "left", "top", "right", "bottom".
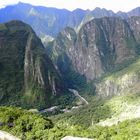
{"left": 0, "top": 20, "right": 67, "bottom": 109}
{"left": 96, "top": 57, "right": 140, "bottom": 97}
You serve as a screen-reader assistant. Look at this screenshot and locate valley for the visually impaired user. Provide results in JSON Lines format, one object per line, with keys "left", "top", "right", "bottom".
{"left": 0, "top": 1, "right": 140, "bottom": 140}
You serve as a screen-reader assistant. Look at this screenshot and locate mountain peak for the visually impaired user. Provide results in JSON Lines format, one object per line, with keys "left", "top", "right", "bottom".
{"left": 17, "top": 1, "right": 31, "bottom": 6}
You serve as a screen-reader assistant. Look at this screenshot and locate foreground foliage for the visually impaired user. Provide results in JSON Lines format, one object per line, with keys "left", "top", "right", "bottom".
{"left": 1, "top": 104, "right": 140, "bottom": 140}
{"left": 43, "top": 118, "right": 140, "bottom": 140}
{"left": 0, "top": 107, "right": 53, "bottom": 140}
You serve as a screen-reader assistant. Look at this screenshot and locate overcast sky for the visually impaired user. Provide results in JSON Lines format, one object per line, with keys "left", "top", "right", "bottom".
{"left": 0, "top": 0, "right": 140, "bottom": 12}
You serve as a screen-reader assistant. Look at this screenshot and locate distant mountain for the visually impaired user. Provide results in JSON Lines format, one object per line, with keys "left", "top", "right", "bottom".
{"left": 1, "top": 2, "right": 140, "bottom": 40}
{"left": 92, "top": 7, "right": 115, "bottom": 17}
{"left": 0, "top": 20, "right": 66, "bottom": 109}
{"left": 0, "top": 2, "right": 87, "bottom": 38}
{"left": 0, "top": 3, "right": 140, "bottom": 101}
{"left": 128, "top": 7, "right": 140, "bottom": 17}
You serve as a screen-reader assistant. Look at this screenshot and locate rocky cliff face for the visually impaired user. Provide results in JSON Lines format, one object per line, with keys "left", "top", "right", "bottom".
{"left": 95, "top": 18, "right": 140, "bottom": 97}
{"left": 0, "top": 20, "right": 66, "bottom": 108}
{"left": 96, "top": 58, "right": 140, "bottom": 97}
{"left": 48, "top": 17, "right": 140, "bottom": 83}
{"left": 46, "top": 27, "right": 87, "bottom": 88}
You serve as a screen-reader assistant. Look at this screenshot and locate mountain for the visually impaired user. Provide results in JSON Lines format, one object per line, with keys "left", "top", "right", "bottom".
{"left": 1, "top": 2, "right": 140, "bottom": 41}
{"left": 1, "top": 3, "right": 140, "bottom": 140}
{"left": 48, "top": 17, "right": 140, "bottom": 85}
{"left": 0, "top": 2, "right": 87, "bottom": 38}
{"left": 46, "top": 27, "right": 87, "bottom": 88}
{"left": 128, "top": 7, "right": 140, "bottom": 17}
{"left": 0, "top": 20, "right": 66, "bottom": 109}
{"left": 0, "top": 3, "right": 114, "bottom": 38}
{"left": 1, "top": 3, "right": 140, "bottom": 87}
{"left": 92, "top": 7, "right": 115, "bottom": 17}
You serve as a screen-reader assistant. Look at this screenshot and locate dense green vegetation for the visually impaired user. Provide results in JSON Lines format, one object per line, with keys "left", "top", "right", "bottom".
{"left": 50, "top": 92, "right": 140, "bottom": 128}
{"left": 94, "top": 56, "right": 139, "bottom": 84}
{"left": 49, "top": 118, "right": 140, "bottom": 140}
{"left": 90, "top": 119, "right": 140, "bottom": 140}
{"left": 0, "top": 107, "right": 53, "bottom": 140}
{"left": 0, "top": 21, "right": 70, "bottom": 110}
{"left": 1, "top": 106, "right": 140, "bottom": 140}
{"left": 0, "top": 26, "right": 27, "bottom": 106}
{"left": 104, "top": 57, "right": 140, "bottom": 81}
{"left": 48, "top": 93, "right": 140, "bottom": 140}
{"left": 50, "top": 96, "right": 112, "bottom": 127}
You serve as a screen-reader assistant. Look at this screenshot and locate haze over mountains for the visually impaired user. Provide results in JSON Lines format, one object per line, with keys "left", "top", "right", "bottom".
{"left": 1, "top": 2, "right": 140, "bottom": 139}
{"left": 0, "top": 2, "right": 140, "bottom": 106}
{"left": 0, "top": 2, "right": 140, "bottom": 39}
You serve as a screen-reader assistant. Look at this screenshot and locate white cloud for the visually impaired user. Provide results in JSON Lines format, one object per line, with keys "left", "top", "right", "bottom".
{"left": 0, "top": 0, "right": 140, "bottom": 12}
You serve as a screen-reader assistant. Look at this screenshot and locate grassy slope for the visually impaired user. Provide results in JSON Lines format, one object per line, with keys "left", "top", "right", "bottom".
{"left": 104, "top": 58, "right": 140, "bottom": 81}
{"left": 50, "top": 93, "right": 140, "bottom": 127}
{"left": 98, "top": 93, "right": 140, "bottom": 126}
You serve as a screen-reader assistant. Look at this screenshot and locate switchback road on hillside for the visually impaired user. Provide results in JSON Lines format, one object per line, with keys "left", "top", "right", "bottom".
{"left": 69, "top": 89, "right": 89, "bottom": 105}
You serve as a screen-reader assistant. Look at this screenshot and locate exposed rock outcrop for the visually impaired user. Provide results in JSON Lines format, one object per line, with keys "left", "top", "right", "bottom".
{"left": 0, "top": 130, "right": 20, "bottom": 140}
{"left": 61, "top": 136, "right": 94, "bottom": 140}
{"left": 96, "top": 58, "right": 140, "bottom": 97}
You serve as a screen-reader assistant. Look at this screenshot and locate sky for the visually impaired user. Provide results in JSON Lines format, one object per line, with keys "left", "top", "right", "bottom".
{"left": 0, "top": 0, "right": 140, "bottom": 12}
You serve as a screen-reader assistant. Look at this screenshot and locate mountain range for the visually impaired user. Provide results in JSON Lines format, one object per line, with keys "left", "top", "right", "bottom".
{"left": 1, "top": 2, "right": 140, "bottom": 140}
{"left": 1, "top": 3, "right": 140, "bottom": 107}
{"left": 1, "top": 2, "right": 140, "bottom": 42}
{"left": 47, "top": 16, "right": 140, "bottom": 89}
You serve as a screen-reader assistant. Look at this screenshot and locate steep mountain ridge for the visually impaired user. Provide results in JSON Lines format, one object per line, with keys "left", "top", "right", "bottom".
{"left": 1, "top": 2, "right": 140, "bottom": 40}
{"left": 48, "top": 17, "right": 140, "bottom": 84}
{"left": 0, "top": 20, "right": 66, "bottom": 108}
{"left": 0, "top": 2, "right": 87, "bottom": 38}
